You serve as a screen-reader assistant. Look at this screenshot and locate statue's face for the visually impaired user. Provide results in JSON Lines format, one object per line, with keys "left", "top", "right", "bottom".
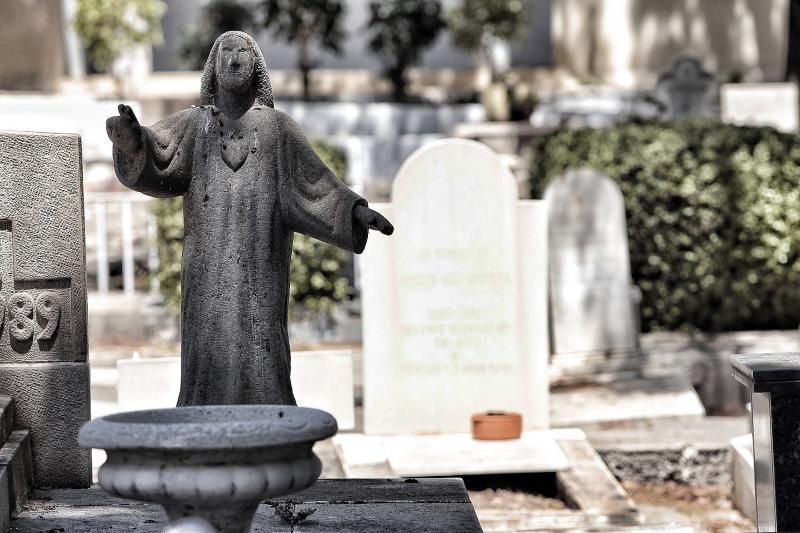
{"left": 216, "top": 35, "right": 255, "bottom": 94}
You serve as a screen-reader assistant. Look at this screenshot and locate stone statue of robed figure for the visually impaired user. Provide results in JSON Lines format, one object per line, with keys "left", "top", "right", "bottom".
{"left": 106, "top": 31, "right": 393, "bottom": 406}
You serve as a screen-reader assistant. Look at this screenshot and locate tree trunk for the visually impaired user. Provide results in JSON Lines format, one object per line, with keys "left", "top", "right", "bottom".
{"left": 299, "top": 39, "right": 312, "bottom": 101}
{"left": 389, "top": 67, "right": 407, "bottom": 102}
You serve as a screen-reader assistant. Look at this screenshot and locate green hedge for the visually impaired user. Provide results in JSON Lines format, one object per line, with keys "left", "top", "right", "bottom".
{"left": 153, "top": 139, "right": 353, "bottom": 315}
{"left": 529, "top": 119, "right": 800, "bottom": 332}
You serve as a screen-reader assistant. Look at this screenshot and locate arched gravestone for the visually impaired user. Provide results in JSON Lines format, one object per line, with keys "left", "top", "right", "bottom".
{"left": 361, "top": 139, "right": 549, "bottom": 434}
{"left": 545, "top": 168, "right": 639, "bottom": 381}
{"left": 0, "top": 131, "right": 91, "bottom": 488}
{"left": 654, "top": 55, "right": 720, "bottom": 120}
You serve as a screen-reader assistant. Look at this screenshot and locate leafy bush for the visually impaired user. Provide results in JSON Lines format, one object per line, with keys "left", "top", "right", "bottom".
{"left": 179, "top": 0, "right": 257, "bottom": 70}
{"left": 153, "top": 140, "right": 353, "bottom": 315}
{"left": 366, "top": 0, "right": 446, "bottom": 102}
{"left": 529, "top": 120, "right": 800, "bottom": 332}
{"left": 73, "top": 0, "right": 165, "bottom": 72}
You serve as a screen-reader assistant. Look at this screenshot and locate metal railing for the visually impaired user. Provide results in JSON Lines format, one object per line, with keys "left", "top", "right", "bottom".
{"left": 85, "top": 192, "right": 159, "bottom": 295}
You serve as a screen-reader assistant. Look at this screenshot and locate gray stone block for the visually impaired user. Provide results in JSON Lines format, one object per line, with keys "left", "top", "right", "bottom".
{"left": 0, "top": 430, "right": 33, "bottom": 517}
{"left": 0, "top": 132, "right": 87, "bottom": 365}
{"left": 0, "top": 131, "right": 90, "bottom": 491}
{"left": 0, "top": 468, "right": 8, "bottom": 533}
{"left": 0, "top": 363, "right": 90, "bottom": 488}
{"left": 0, "top": 396, "right": 12, "bottom": 444}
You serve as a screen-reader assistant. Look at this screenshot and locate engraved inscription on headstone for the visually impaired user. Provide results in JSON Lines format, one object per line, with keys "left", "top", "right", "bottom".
{"left": 545, "top": 168, "right": 638, "bottom": 358}
{"left": 361, "top": 139, "right": 549, "bottom": 435}
{"left": 655, "top": 55, "right": 720, "bottom": 120}
{"left": 0, "top": 131, "right": 90, "bottom": 488}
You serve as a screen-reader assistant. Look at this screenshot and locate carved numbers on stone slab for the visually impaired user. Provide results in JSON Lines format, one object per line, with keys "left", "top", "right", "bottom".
{"left": 3, "top": 291, "right": 61, "bottom": 343}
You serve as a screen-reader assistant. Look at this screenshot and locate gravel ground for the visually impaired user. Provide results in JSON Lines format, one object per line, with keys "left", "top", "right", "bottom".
{"left": 622, "top": 481, "right": 754, "bottom": 533}
{"left": 468, "top": 488, "right": 566, "bottom": 511}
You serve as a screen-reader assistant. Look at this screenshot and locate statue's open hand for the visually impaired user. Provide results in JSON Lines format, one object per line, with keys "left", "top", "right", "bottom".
{"left": 106, "top": 104, "right": 143, "bottom": 153}
{"left": 354, "top": 205, "right": 394, "bottom": 235}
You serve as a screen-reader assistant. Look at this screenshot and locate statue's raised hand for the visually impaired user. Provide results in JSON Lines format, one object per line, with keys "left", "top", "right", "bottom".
{"left": 354, "top": 205, "right": 394, "bottom": 235}
{"left": 106, "top": 104, "right": 143, "bottom": 153}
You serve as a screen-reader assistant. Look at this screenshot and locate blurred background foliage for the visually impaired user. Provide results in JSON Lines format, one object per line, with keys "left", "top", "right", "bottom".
{"left": 260, "top": 0, "right": 347, "bottom": 101}
{"left": 179, "top": 0, "right": 257, "bottom": 69}
{"left": 366, "top": 0, "right": 446, "bottom": 102}
{"left": 73, "top": 0, "right": 166, "bottom": 72}
{"left": 153, "top": 140, "right": 352, "bottom": 315}
{"left": 530, "top": 120, "right": 800, "bottom": 333}
{"left": 448, "top": 0, "right": 529, "bottom": 53}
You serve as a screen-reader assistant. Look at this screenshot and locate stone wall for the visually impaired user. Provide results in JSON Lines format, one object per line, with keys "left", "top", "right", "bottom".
{"left": 552, "top": 0, "right": 789, "bottom": 88}
{"left": 0, "top": 0, "right": 65, "bottom": 91}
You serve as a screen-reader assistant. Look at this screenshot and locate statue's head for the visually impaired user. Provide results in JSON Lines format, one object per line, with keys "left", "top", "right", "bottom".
{"left": 200, "top": 31, "right": 274, "bottom": 108}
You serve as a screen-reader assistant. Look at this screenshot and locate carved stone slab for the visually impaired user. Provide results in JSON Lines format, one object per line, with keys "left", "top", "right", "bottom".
{"left": 545, "top": 168, "right": 638, "bottom": 356}
{"left": 361, "top": 139, "right": 549, "bottom": 434}
{"left": 0, "top": 131, "right": 90, "bottom": 488}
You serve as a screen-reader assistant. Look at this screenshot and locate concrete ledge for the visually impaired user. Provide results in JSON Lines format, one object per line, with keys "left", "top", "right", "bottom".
{"left": 0, "top": 430, "right": 33, "bottom": 517}
{"left": 0, "top": 397, "right": 13, "bottom": 445}
{"left": 13, "top": 479, "right": 482, "bottom": 532}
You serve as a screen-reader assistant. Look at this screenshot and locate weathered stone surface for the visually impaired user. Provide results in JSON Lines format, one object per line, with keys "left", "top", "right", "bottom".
{"left": 81, "top": 405, "right": 337, "bottom": 532}
{"left": 0, "top": 132, "right": 87, "bottom": 364}
{"left": 361, "top": 139, "right": 549, "bottom": 434}
{"left": 655, "top": 55, "right": 719, "bottom": 120}
{"left": 106, "top": 31, "right": 390, "bottom": 407}
{"left": 80, "top": 405, "right": 336, "bottom": 450}
{"left": 0, "top": 131, "right": 90, "bottom": 490}
{"left": 13, "top": 479, "right": 482, "bottom": 532}
{"left": 0, "top": 396, "right": 13, "bottom": 444}
{"left": 555, "top": 431, "right": 642, "bottom": 526}
{"left": 544, "top": 168, "right": 638, "bottom": 358}
{"left": 0, "top": 363, "right": 90, "bottom": 488}
{"left": 0, "top": 430, "right": 33, "bottom": 517}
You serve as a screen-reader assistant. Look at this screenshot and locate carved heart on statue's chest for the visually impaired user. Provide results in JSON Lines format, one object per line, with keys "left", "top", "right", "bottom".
{"left": 217, "top": 120, "right": 254, "bottom": 172}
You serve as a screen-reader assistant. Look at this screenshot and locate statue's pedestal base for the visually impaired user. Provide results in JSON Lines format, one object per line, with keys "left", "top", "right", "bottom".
{"left": 11, "top": 479, "right": 482, "bottom": 532}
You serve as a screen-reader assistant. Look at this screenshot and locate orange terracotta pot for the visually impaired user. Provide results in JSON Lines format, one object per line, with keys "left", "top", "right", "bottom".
{"left": 471, "top": 411, "right": 523, "bottom": 440}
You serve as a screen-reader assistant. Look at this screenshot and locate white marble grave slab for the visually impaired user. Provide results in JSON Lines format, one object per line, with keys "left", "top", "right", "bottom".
{"left": 361, "top": 139, "right": 549, "bottom": 435}
{"left": 334, "top": 430, "right": 572, "bottom": 478}
{"left": 545, "top": 168, "right": 638, "bottom": 356}
{"left": 721, "top": 83, "right": 799, "bottom": 133}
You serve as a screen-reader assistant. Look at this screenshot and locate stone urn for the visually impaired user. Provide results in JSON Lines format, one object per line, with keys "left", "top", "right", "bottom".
{"left": 79, "top": 405, "right": 337, "bottom": 533}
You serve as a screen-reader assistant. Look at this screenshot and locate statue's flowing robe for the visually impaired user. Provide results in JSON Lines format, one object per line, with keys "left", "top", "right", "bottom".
{"left": 113, "top": 105, "right": 368, "bottom": 405}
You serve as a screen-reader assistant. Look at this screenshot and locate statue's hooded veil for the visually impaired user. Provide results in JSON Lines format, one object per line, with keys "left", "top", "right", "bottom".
{"left": 200, "top": 31, "right": 274, "bottom": 108}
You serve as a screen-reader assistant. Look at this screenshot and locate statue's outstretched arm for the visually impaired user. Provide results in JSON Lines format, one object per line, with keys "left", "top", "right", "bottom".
{"left": 107, "top": 104, "right": 196, "bottom": 198}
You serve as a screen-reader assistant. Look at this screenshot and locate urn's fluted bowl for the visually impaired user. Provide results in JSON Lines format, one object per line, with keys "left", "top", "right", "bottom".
{"left": 79, "top": 405, "right": 337, "bottom": 533}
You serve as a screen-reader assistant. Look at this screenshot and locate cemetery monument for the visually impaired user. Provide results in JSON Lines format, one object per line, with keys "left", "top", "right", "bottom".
{"left": 0, "top": 131, "right": 91, "bottom": 489}
{"left": 654, "top": 55, "right": 720, "bottom": 120}
{"left": 544, "top": 168, "right": 640, "bottom": 383}
{"left": 106, "top": 31, "right": 393, "bottom": 406}
{"left": 361, "top": 139, "right": 550, "bottom": 436}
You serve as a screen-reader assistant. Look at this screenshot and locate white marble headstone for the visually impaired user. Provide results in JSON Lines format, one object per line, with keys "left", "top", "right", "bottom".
{"left": 361, "top": 139, "right": 549, "bottom": 434}
{"left": 545, "top": 168, "right": 638, "bottom": 356}
{"left": 721, "top": 83, "right": 799, "bottom": 133}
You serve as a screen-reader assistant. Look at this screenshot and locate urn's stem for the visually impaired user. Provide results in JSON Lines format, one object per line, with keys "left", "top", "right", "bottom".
{"left": 163, "top": 502, "right": 259, "bottom": 533}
